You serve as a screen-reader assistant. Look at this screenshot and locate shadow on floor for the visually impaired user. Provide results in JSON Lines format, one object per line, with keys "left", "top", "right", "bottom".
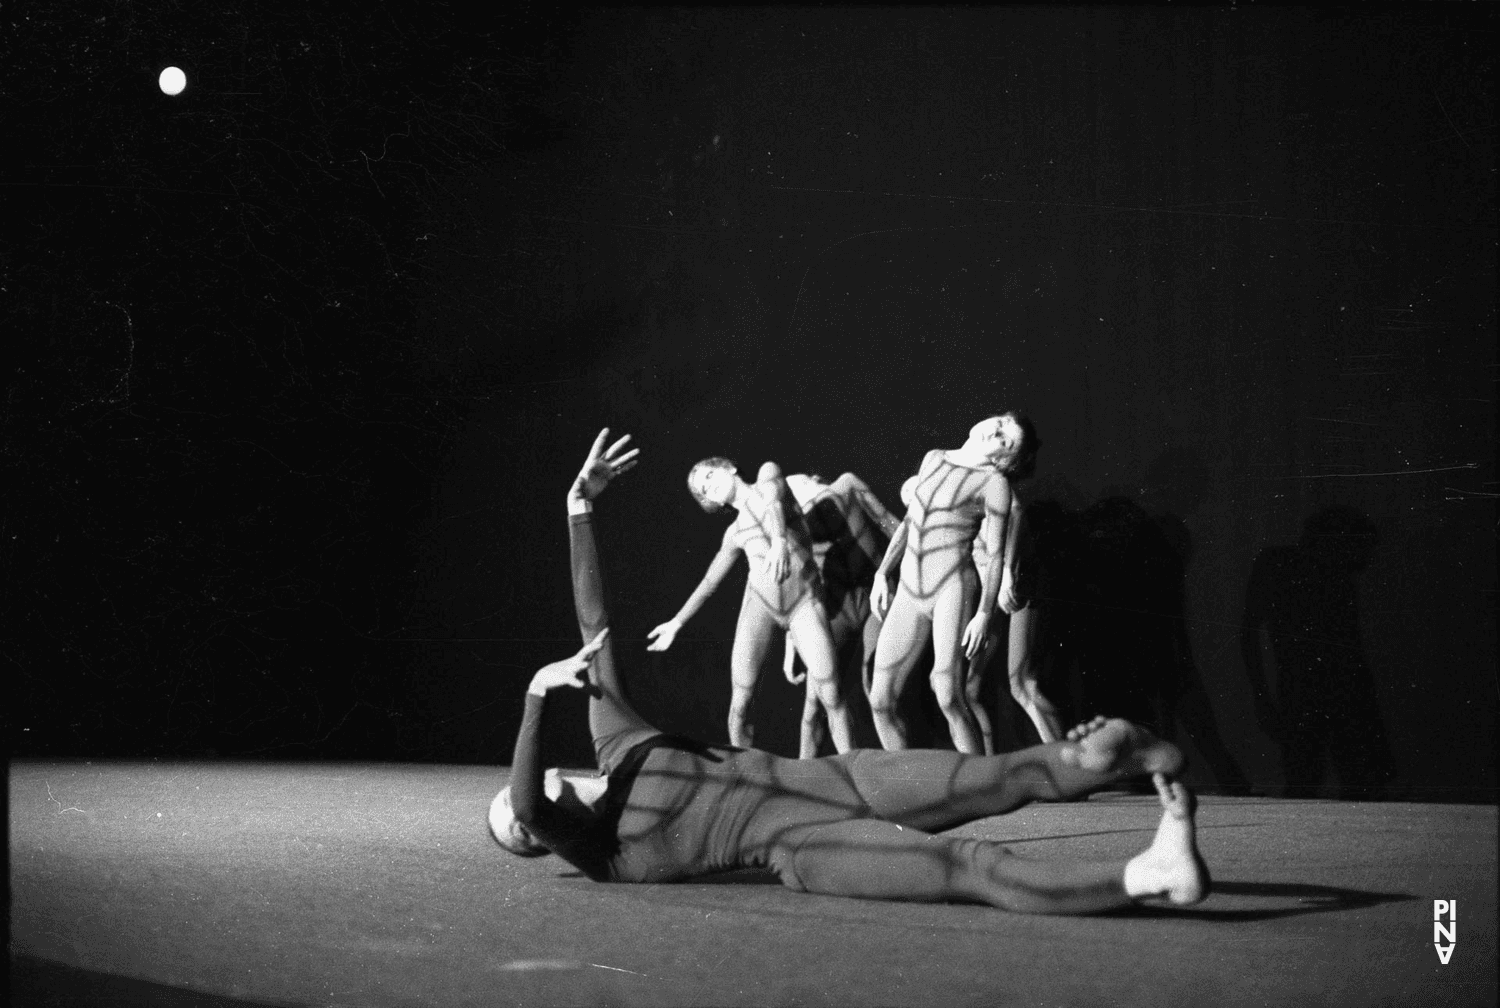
{"left": 1115, "top": 880, "right": 1417, "bottom": 921}
{"left": 9, "top": 956, "right": 294, "bottom": 1008}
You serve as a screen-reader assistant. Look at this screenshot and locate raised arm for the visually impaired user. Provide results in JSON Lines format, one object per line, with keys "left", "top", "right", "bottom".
{"left": 647, "top": 528, "right": 742, "bottom": 651}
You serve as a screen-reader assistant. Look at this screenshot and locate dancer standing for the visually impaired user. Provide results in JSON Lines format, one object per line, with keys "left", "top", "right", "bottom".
{"left": 647, "top": 457, "right": 855, "bottom": 753}
{"left": 959, "top": 416, "right": 1064, "bottom": 750}
{"left": 869, "top": 415, "right": 1025, "bottom": 753}
{"left": 490, "top": 429, "right": 1211, "bottom": 916}
{"left": 784, "top": 472, "right": 902, "bottom": 757}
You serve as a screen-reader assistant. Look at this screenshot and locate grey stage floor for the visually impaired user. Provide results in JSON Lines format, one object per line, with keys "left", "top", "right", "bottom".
{"left": 9, "top": 761, "right": 1497, "bottom": 1007}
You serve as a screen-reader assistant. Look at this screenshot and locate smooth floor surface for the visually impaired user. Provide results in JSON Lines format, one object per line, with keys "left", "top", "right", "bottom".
{"left": 10, "top": 760, "right": 1497, "bottom": 1007}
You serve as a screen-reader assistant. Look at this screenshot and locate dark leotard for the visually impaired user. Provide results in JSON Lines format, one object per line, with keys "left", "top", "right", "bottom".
{"left": 507, "top": 512, "right": 1135, "bottom": 913}
{"left": 801, "top": 473, "right": 895, "bottom": 627}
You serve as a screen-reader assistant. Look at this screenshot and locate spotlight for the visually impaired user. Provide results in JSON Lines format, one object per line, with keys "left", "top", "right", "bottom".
{"left": 158, "top": 66, "right": 187, "bottom": 96}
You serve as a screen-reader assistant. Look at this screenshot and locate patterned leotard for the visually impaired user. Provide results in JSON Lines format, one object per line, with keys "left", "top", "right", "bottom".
{"left": 726, "top": 473, "right": 820, "bottom": 625}
{"left": 899, "top": 451, "right": 1009, "bottom": 608}
{"left": 801, "top": 474, "right": 893, "bottom": 627}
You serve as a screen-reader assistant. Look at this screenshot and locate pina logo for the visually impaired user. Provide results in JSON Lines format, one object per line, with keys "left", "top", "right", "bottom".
{"left": 1433, "top": 900, "right": 1457, "bottom": 964}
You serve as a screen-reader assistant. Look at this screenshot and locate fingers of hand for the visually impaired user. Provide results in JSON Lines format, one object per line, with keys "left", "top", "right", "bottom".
{"left": 589, "top": 428, "right": 611, "bottom": 460}
{"left": 605, "top": 433, "right": 633, "bottom": 459}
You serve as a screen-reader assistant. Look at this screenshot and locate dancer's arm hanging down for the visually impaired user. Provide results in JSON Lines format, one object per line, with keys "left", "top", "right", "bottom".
{"left": 869, "top": 505, "right": 912, "bottom": 620}
{"left": 647, "top": 531, "right": 741, "bottom": 652}
{"left": 756, "top": 462, "right": 794, "bottom": 583}
{"left": 966, "top": 472, "right": 1012, "bottom": 659}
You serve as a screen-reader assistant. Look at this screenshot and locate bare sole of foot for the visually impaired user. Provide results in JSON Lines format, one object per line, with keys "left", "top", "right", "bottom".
{"left": 1059, "top": 718, "right": 1184, "bottom": 777}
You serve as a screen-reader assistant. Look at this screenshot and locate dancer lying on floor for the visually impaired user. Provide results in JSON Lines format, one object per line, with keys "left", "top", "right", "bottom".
{"left": 488, "top": 429, "right": 1210, "bottom": 914}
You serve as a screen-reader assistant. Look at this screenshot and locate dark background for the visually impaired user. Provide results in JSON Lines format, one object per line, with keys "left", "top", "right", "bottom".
{"left": 6, "top": 5, "right": 1495, "bottom": 800}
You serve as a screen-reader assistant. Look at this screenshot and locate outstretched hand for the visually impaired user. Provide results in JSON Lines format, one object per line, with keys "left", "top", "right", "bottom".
{"left": 571, "top": 428, "right": 640, "bottom": 503}
{"left": 528, "top": 629, "right": 610, "bottom": 696}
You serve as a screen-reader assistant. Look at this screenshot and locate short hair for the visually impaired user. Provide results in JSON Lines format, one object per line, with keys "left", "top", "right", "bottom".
{"left": 687, "top": 457, "right": 737, "bottom": 513}
{"left": 488, "top": 787, "right": 549, "bottom": 857}
{"left": 996, "top": 411, "right": 1041, "bottom": 481}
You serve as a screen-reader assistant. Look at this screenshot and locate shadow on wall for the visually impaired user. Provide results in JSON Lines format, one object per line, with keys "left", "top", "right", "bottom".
{"left": 1004, "top": 451, "right": 1254, "bottom": 794}
{"left": 1240, "top": 506, "right": 1397, "bottom": 801}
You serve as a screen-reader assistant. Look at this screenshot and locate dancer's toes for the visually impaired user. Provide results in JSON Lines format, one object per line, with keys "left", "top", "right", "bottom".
{"left": 1065, "top": 715, "right": 1108, "bottom": 742}
{"left": 1062, "top": 718, "right": 1183, "bottom": 776}
{"left": 1153, "top": 773, "right": 1195, "bottom": 820}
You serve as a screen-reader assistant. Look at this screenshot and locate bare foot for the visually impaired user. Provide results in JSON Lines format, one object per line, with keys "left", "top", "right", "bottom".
{"left": 1058, "top": 718, "right": 1184, "bottom": 777}
{"left": 1123, "top": 774, "right": 1210, "bottom": 906}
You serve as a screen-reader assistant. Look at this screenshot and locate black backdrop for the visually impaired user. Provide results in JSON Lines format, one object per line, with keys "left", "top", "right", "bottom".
{"left": 7, "top": 5, "right": 1495, "bottom": 800}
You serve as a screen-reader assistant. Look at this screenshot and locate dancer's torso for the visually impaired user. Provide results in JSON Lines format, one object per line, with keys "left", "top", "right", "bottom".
{"left": 900, "top": 452, "right": 1003, "bottom": 599}
{"left": 727, "top": 476, "right": 819, "bottom": 619}
{"left": 601, "top": 741, "right": 863, "bottom": 883}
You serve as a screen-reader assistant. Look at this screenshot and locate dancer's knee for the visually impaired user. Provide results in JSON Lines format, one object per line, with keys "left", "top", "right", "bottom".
{"left": 868, "top": 688, "right": 899, "bottom": 718}
{"left": 928, "top": 668, "right": 964, "bottom": 707}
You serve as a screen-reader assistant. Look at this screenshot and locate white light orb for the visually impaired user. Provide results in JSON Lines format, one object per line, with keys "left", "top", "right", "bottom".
{"left": 158, "top": 66, "right": 187, "bottom": 96}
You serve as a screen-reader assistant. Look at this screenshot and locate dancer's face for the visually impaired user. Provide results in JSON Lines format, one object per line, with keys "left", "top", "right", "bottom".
{"left": 969, "top": 414, "right": 1023, "bottom": 463}
{"left": 690, "top": 465, "right": 736, "bottom": 508}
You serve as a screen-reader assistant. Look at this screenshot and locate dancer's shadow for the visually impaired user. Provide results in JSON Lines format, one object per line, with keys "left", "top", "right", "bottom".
{"left": 1114, "top": 880, "right": 1417, "bottom": 920}
{"left": 1241, "top": 506, "right": 1397, "bottom": 800}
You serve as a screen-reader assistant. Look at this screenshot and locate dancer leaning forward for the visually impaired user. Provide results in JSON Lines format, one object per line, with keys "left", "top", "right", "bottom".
{"left": 488, "top": 429, "right": 1210, "bottom": 914}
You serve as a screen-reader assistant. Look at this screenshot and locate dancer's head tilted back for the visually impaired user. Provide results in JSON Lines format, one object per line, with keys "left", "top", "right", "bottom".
{"left": 687, "top": 457, "right": 738, "bottom": 512}
{"left": 995, "top": 411, "right": 1041, "bottom": 480}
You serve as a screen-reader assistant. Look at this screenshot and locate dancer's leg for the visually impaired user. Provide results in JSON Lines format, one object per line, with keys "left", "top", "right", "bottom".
{"left": 790, "top": 600, "right": 854, "bottom": 754}
{"left": 868, "top": 589, "right": 930, "bottom": 750}
{"left": 965, "top": 630, "right": 1002, "bottom": 756}
{"left": 729, "top": 589, "right": 780, "bottom": 749}
{"left": 799, "top": 680, "right": 827, "bottom": 760}
{"left": 1008, "top": 605, "right": 1063, "bottom": 744}
{"left": 846, "top": 717, "right": 1185, "bottom": 832}
{"left": 772, "top": 772, "right": 1207, "bottom": 914}
{"left": 861, "top": 610, "right": 883, "bottom": 698}
{"left": 771, "top": 818, "right": 1131, "bottom": 913}
{"left": 569, "top": 514, "right": 659, "bottom": 770}
{"left": 800, "top": 602, "right": 863, "bottom": 759}
{"left": 929, "top": 574, "right": 984, "bottom": 755}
